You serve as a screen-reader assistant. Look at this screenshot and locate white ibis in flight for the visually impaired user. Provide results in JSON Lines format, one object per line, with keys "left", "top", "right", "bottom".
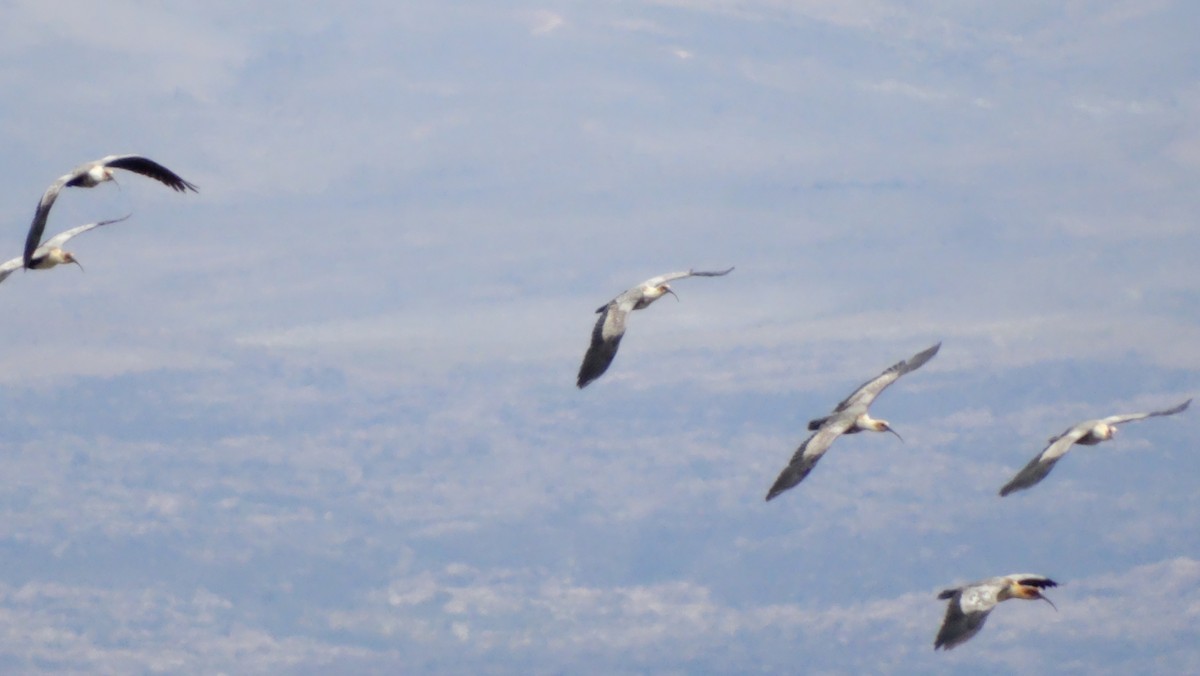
{"left": 24, "top": 155, "right": 196, "bottom": 267}
{"left": 934, "top": 574, "right": 1058, "bottom": 650}
{"left": 999, "top": 398, "right": 1191, "bottom": 496}
{"left": 576, "top": 267, "right": 734, "bottom": 388}
{"left": 1, "top": 215, "right": 131, "bottom": 285}
{"left": 765, "top": 342, "right": 941, "bottom": 501}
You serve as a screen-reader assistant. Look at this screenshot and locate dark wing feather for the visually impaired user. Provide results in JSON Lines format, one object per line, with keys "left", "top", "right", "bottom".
{"left": 764, "top": 419, "right": 853, "bottom": 501}
{"left": 764, "top": 444, "right": 823, "bottom": 501}
{"left": 934, "top": 591, "right": 988, "bottom": 650}
{"left": 577, "top": 304, "right": 624, "bottom": 388}
{"left": 1016, "top": 577, "right": 1058, "bottom": 589}
{"left": 998, "top": 426, "right": 1089, "bottom": 496}
{"left": 998, "top": 454, "right": 1062, "bottom": 496}
{"left": 101, "top": 155, "right": 199, "bottom": 192}
{"left": 23, "top": 178, "right": 71, "bottom": 267}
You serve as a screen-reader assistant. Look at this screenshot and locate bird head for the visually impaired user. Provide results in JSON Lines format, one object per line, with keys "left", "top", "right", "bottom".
{"left": 62, "top": 252, "right": 84, "bottom": 272}
{"left": 638, "top": 284, "right": 679, "bottom": 308}
{"left": 1013, "top": 583, "right": 1057, "bottom": 610}
{"left": 873, "top": 419, "right": 904, "bottom": 442}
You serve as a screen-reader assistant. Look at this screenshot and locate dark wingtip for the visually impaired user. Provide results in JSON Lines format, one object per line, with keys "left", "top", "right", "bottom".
{"left": 99, "top": 213, "right": 134, "bottom": 227}
{"left": 576, "top": 369, "right": 598, "bottom": 388}
{"left": 1023, "top": 577, "right": 1058, "bottom": 589}
{"left": 764, "top": 481, "right": 788, "bottom": 502}
{"left": 912, "top": 341, "right": 942, "bottom": 366}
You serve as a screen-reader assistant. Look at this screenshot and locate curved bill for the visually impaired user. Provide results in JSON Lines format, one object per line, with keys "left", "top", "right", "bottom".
{"left": 1039, "top": 594, "right": 1057, "bottom": 612}
{"left": 664, "top": 287, "right": 680, "bottom": 302}
{"left": 885, "top": 427, "right": 904, "bottom": 443}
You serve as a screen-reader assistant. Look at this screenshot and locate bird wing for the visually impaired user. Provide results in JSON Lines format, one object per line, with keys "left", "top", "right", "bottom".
{"left": 38, "top": 214, "right": 132, "bottom": 251}
{"left": 637, "top": 266, "right": 735, "bottom": 289}
{"left": 998, "top": 426, "right": 1089, "bottom": 496}
{"left": 98, "top": 155, "right": 199, "bottom": 192}
{"left": 831, "top": 342, "right": 941, "bottom": 413}
{"left": 23, "top": 175, "right": 74, "bottom": 266}
{"left": 1103, "top": 398, "right": 1191, "bottom": 426}
{"left": 934, "top": 588, "right": 991, "bottom": 650}
{"left": 0, "top": 256, "right": 23, "bottom": 284}
{"left": 1002, "top": 574, "right": 1057, "bottom": 590}
{"left": 764, "top": 417, "right": 854, "bottom": 501}
{"left": 576, "top": 302, "right": 629, "bottom": 388}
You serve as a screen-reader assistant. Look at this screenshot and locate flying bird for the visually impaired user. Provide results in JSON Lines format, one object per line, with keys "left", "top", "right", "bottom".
{"left": 25, "top": 155, "right": 197, "bottom": 267}
{"left": 576, "top": 267, "right": 734, "bottom": 388}
{"left": 764, "top": 342, "right": 940, "bottom": 501}
{"left": 999, "top": 398, "right": 1191, "bottom": 496}
{"left": 934, "top": 574, "right": 1058, "bottom": 650}
{"left": 1, "top": 215, "right": 131, "bottom": 285}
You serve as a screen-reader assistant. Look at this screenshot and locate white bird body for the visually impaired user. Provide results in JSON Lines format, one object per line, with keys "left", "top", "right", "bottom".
{"left": 31, "top": 248, "right": 74, "bottom": 269}
{"left": 0, "top": 215, "right": 131, "bottom": 285}
{"left": 576, "top": 267, "right": 734, "bottom": 388}
{"left": 935, "top": 574, "right": 1058, "bottom": 650}
{"left": 72, "top": 163, "right": 119, "bottom": 188}
{"left": 999, "top": 398, "right": 1191, "bottom": 496}
{"left": 765, "top": 342, "right": 941, "bottom": 501}
{"left": 24, "top": 155, "right": 196, "bottom": 267}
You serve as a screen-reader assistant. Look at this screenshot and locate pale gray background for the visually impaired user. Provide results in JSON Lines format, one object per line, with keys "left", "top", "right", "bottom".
{"left": 1, "top": 2, "right": 1197, "bottom": 673}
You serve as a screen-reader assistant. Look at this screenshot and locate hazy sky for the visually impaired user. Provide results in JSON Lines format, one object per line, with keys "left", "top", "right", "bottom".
{"left": 1, "top": 1, "right": 1198, "bottom": 673}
